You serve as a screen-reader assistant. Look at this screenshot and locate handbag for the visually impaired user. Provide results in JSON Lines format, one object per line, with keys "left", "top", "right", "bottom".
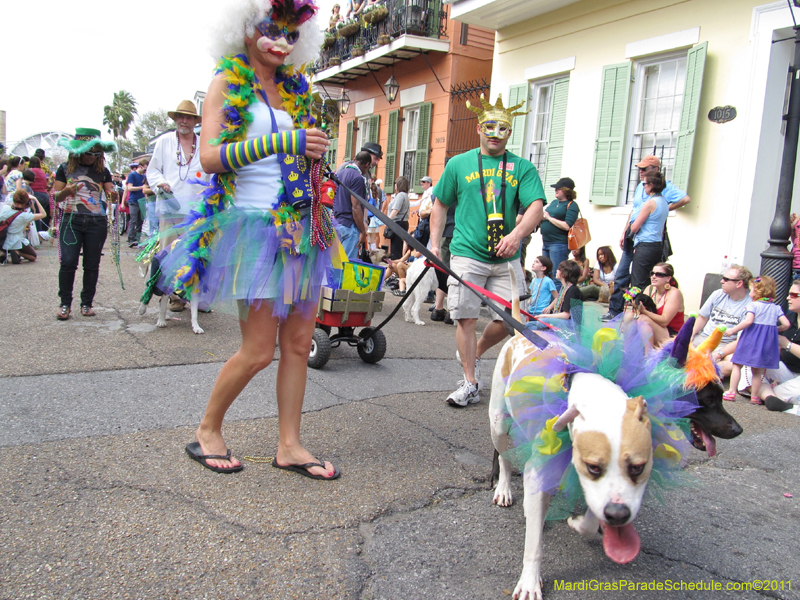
{"left": 661, "top": 223, "right": 673, "bottom": 262}
{"left": 0, "top": 210, "right": 23, "bottom": 249}
{"left": 27, "top": 222, "right": 41, "bottom": 247}
{"left": 383, "top": 226, "right": 394, "bottom": 240}
{"left": 567, "top": 202, "right": 591, "bottom": 251}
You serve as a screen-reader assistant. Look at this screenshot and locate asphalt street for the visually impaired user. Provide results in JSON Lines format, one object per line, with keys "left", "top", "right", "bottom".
{"left": 1, "top": 243, "right": 798, "bottom": 600}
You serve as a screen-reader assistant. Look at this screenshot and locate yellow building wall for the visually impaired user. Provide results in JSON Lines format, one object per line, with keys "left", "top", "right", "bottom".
{"left": 491, "top": 0, "right": 774, "bottom": 310}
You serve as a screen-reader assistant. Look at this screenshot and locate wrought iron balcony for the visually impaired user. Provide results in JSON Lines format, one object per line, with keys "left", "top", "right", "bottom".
{"left": 313, "top": 0, "right": 449, "bottom": 77}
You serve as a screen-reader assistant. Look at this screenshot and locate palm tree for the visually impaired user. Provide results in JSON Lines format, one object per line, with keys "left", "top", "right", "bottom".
{"left": 103, "top": 91, "right": 138, "bottom": 170}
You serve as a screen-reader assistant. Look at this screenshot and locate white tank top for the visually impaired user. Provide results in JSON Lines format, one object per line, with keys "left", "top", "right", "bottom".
{"left": 233, "top": 101, "right": 294, "bottom": 210}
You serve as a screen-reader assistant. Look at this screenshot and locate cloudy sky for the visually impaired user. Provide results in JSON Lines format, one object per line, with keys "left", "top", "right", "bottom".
{"left": 1, "top": 0, "right": 335, "bottom": 148}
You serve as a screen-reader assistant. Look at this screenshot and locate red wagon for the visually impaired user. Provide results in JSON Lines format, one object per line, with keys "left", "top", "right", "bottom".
{"left": 308, "top": 286, "right": 387, "bottom": 369}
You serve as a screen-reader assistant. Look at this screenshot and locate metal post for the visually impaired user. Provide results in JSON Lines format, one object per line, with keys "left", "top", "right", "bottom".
{"left": 761, "top": 26, "right": 800, "bottom": 311}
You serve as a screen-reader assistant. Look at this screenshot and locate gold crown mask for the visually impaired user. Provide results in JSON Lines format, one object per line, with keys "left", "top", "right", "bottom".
{"left": 466, "top": 93, "right": 527, "bottom": 126}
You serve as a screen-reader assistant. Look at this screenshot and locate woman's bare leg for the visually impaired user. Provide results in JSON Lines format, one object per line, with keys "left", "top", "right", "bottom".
{"left": 273, "top": 307, "right": 336, "bottom": 478}
{"left": 195, "top": 303, "right": 279, "bottom": 469}
{"left": 638, "top": 314, "right": 670, "bottom": 348}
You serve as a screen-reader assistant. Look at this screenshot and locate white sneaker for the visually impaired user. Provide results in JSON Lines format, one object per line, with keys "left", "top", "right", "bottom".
{"left": 447, "top": 380, "right": 479, "bottom": 407}
{"left": 456, "top": 350, "right": 482, "bottom": 391}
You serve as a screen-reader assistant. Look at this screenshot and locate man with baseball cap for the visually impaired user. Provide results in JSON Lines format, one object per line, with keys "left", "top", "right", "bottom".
{"left": 601, "top": 154, "right": 690, "bottom": 321}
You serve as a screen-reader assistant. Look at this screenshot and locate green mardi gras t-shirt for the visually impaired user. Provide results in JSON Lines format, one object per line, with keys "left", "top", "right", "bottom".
{"left": 433, "top": 149, "right": 545, "bottom": 263}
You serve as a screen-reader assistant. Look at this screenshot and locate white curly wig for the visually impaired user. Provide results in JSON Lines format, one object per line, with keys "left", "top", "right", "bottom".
{"left": 208, "top": 0, "right": 324, "bottom": 68}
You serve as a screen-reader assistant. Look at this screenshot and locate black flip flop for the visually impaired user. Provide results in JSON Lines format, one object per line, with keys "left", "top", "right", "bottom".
{"left": 271, "top": 458, "right": 340, "bottom": 480}
{"left": 185, "top": 441, "right": 244, "bottom": 474}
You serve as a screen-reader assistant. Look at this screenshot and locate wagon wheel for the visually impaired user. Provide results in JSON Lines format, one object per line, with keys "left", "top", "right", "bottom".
{"left": 357, "top": 327, "right": 386, "bottom": 364}
{"left": 308, "top": 328, "right": 332, "bottom": 369}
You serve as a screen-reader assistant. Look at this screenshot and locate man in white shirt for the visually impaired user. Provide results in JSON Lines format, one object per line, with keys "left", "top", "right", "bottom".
{"left": 146, "top": 100, "right": 209, "bottom": 311}
{"left": 146, "top": 100, "right": 209, "bottom": 247}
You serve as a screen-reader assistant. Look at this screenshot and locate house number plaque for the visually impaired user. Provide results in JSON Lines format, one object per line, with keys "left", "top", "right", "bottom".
{"left": 708, "top": 106, "right": 736, "bottom": 124}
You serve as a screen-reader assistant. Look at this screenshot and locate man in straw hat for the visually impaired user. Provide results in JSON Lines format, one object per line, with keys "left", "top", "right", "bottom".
{"left": 52, "top": 128, "right": 118, "bottom": 320}
{"left": 146, "top": 100, "right": 209, "bottom": 311}
{"left": 430, "top": 94, "right": 546, "bottom": 407}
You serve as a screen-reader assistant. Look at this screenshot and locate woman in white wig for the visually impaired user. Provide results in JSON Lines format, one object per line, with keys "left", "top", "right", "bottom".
{"left": 161, "top": 0, "right": 341, "bottom": 478}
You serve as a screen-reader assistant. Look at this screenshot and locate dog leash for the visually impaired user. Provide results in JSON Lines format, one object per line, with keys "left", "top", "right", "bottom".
{"left": 326, "top": 170, "right": 549, "bottom": 350}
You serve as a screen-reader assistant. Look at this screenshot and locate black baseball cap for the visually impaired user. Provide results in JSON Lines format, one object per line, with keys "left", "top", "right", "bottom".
{"left": 550, "top": 177, "right": 575, "bottom": 190}
{"left": 361, "top": 142, "right": 383, "bottom": 159}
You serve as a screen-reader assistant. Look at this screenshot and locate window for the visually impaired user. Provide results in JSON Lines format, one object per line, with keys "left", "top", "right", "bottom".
{"left": 511, "top": 76, "right": 570, "bottom": 200}
{"left": 400, "top": 106, "right": 420, "bottom": 183}
{"left": 356, "top": 117, "right": 371, "bottom": 154}
{"left": 622, "top": 53, "right": 687, "bottom": 203}
{"left": 528, "top": 80, "right": 553, "bottom": 173}
{"left": 588, "top": 42, "right": 706, "bottom": 206}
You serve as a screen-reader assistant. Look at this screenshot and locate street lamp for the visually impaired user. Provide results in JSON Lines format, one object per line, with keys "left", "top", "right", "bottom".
{"left": 337, "top": 91, "right": 351, "bottom": 115}
{"left": 384, "top": 75, "right": 400, "bottom": 104}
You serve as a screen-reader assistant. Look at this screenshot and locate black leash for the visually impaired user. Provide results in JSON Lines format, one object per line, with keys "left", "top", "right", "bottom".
{"left": 326, "top": 169, "right": 549, "bottom": 350}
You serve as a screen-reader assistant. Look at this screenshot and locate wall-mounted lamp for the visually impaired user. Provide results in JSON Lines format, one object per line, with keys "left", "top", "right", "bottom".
{"left": 337, "top": 91, "right": 351, "bottom": 115}
{"left": 384, "top": 76, "right": 400, "bottom": 104}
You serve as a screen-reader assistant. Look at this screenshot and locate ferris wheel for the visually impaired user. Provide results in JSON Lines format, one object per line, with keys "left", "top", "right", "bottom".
{"left": 7, "top": 131, "right": 72, "bottom": 158}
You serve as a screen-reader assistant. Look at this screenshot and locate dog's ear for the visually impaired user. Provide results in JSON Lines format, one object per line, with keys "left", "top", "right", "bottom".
{"left": 553, "top": 405, "right": 580, "bottom": 432}
{"left": 627, "top": 396, "right": 648, "bottom": 421}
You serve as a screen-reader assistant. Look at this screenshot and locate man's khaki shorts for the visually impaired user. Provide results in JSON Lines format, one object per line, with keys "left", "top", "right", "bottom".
{"left": 447, "top": 255, "right": 525, "bottom": 321}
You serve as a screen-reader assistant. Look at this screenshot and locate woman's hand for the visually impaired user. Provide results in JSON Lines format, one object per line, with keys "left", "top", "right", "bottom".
{"left": 304, "top": 129, "right": 330, "bottom": 160}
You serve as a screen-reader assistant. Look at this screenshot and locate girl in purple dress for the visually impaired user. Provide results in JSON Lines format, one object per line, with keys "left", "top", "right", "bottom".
{"left": 724, "top": 276, "right": 790, "bottom": 404}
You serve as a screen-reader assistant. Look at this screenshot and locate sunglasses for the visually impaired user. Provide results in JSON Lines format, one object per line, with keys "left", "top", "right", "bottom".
{"left": 721, "top": 276, "right": 742, "bottom": 283}
{"left": 649, "top": 271, "right": 669, "bottom": 278}
{"left": 84, "top": 151, "right": 103, "bottom": 157}
{"left": 788, "top": 292, "right": 800, "bottom": 299}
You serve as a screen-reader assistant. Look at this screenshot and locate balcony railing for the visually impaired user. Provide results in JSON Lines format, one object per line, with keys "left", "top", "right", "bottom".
{"left": 314, "top": 0, "right": 448, "bottom": 71}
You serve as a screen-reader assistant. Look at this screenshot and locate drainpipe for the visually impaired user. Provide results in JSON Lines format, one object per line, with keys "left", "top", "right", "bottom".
{"left": 761, "top": 24, "right": 800, "bottom": 312}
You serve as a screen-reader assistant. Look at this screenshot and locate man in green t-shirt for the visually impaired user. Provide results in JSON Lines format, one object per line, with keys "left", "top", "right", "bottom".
{"left": 430, "top": 94, "right": 546, "bottom": 407}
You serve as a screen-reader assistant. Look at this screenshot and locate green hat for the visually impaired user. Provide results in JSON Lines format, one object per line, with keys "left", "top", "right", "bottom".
{"left": 57, "top": 127, "right": 117, "bottom": 155}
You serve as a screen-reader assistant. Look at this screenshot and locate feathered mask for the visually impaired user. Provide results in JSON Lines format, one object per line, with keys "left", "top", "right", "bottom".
{"left": 269, "top": 0, "right": 318, "bottom": 26}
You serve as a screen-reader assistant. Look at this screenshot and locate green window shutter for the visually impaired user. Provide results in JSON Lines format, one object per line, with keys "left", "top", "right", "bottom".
{"left": 384, "top": 109, "right": 399, "bottom": 185}
{"left": 326, "top": 137, "right": 338, "bottom": 168}
{"left": 344, "top": 120, "right": 354, "bottom": 162}
{"left": 505, "top": 83, "right": 529, "bottom": 157}
{"left": 542, "top": 77, "right": 570, "bottom": 201}
{"left": 672, "top": 41, "right": 707, "bottom": 192}
{"left": 368, "top": 114, "right": 380, "bottom": 143}
{"left": 589, "top": 62, "right": 632, "bottom": 206}
{"left": 413, "top": 102, "right": 432, "bottom": 194}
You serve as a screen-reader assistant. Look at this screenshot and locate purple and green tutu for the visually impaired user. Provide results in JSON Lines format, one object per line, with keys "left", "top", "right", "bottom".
{"left": 157, "top": 205, "right": 344, "bottom": 321}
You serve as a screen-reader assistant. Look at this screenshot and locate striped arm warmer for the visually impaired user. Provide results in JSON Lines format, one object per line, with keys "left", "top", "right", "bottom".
{"left": 219, "top": 130, "right": 306, "bottom": 171}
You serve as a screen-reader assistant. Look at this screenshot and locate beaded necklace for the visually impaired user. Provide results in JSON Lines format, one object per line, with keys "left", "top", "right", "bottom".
{"left": 176, "top": 131, "right": 197, "bottom": 181}
{"left": 554, "top": 282, "right": 572, "bottom": 312}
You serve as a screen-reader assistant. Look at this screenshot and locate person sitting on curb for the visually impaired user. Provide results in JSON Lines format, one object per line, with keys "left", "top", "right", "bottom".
{"left": 691, "top": 264, "right": 753, "bottom": 377}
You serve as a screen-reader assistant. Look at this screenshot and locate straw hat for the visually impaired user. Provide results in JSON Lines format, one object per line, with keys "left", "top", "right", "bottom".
{"left": 168, "top": 100, "right": 201, "bottom": 121}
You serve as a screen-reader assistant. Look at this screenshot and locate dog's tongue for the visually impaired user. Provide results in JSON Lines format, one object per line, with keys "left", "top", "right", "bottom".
{"left": 700, "top": 429, "right": 717, "bottom": 457}
{"left": 602, "top": 522, "right": 640, "bottom": 563}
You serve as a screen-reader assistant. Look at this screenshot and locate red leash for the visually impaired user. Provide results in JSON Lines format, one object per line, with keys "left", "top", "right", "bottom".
{"left": 423, "top": 260, "right": 558, "bottom": 329}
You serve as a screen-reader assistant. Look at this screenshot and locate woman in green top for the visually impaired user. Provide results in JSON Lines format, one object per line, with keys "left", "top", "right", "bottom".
{"left": 539, "top": 176, "right": 579, "bottom": 290}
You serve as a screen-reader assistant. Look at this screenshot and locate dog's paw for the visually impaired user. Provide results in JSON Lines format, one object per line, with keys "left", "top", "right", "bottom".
{"left": 192, "top": 325, "right": 205, "bottom": 334}
{"left": 492, "top": 485, "right": 513, "bottom": 507}
{"left": 414, "top": 320, "right": 426, "bottom": 326}
{"left": 513, "top": 572, "right": 544, "bottom": 600}
{"left": 156, "top": 319, "right": 168, "bottom": 328}
{"left": 404, "top": 315, "right": 414, "bottom": 323}
{"left": 567, "top": 514, "right": 601, "bottom": 539}
{"left": 138, "top": 303, "right": 147, "bottom": 316}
